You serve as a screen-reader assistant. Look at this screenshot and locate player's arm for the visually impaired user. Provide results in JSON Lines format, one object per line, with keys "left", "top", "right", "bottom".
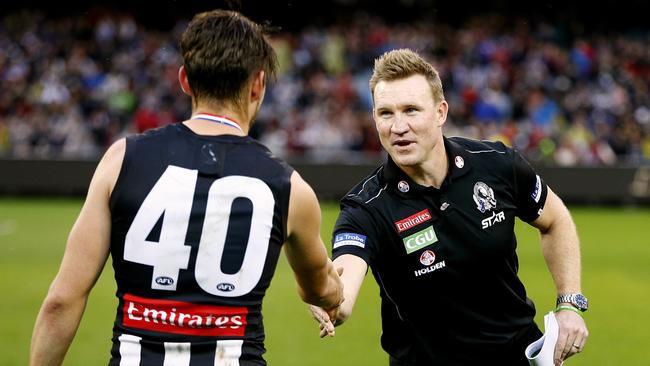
{"left": 30, "top": 139, "right": 125, "bottom": 366}
{"left": 285, "top": 172, "right": 344, "bottom": 312}
{"left": 530, "top": 188, "right": 588, "bottom": 365}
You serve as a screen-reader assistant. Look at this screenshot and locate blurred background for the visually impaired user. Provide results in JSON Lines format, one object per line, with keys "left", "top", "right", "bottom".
{"left": 1, "top": 0, "right": 649, "bottom": 365}
{"left": 1, "top": 0, "right": 650, "bottom": 203}
{"left": 1, "top": 0, "right": 650, "bottom": 165}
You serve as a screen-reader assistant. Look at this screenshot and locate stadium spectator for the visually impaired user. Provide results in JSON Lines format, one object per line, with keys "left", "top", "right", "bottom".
{"left": 30, "top": 9, "right": 343, "bottom": 365}
{"left": 1, "top": 10, "right": 650, "bottom": 166}
{"left": 310, "top": 49, "right": 588, "bottom": 365}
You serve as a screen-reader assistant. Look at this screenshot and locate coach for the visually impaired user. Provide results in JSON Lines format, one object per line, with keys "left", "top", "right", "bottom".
{"left": 311, "top": 49, "right": 588, "bottom": 366}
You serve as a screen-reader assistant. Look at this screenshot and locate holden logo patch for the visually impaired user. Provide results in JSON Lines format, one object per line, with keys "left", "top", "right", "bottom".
{"left": 419, "top": 250, "right": 436, "bottom": 266}
{"left": 473, "top": 181, "right": 496, "bottom": 213}
{"left": 398, "top": 180, "right": 410, "bottom": 193}
{"left": 454, "top": 156, "right": 464, "bottom": 168}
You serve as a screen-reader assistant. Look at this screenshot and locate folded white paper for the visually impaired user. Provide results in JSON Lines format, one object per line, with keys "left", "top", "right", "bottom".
{"left": 525, "top": 311, "right": 563, "bottom": 366}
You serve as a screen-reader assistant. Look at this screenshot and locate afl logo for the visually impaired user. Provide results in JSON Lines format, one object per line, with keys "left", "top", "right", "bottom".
{"left": 155, "top": 276, "right": 174, "bottom": 286}
{"left": 217, "top": 283, "right": 235, "bottom": 292}
{"left": 398, "top": 180, "right": 410, "bottom": 193}
{"left": 419, "top": 250, "right": 436, "bottom": 266}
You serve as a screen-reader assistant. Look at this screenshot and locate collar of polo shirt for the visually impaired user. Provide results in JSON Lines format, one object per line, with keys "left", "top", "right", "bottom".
{"left": 382, "top": 136, "right": 473, "bottom": 195}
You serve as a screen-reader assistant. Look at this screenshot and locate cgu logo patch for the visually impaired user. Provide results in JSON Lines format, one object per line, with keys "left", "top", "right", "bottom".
{"left": 403, "top": 226, "right": 438, "bottom": 254}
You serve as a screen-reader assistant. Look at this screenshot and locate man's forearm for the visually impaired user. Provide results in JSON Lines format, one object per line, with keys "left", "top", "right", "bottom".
{"left": 540, "top": 212, "right": 582, "bottom": 294}
{"left": 313, "top": 261, "right": 344, "bottom": 310}
{"left": 331, "top": 255, "right": 367, "bottom": 326}
{"left": 297, "top": 258, "right": 343, "bottom": 310}
{"left": 30, "top": 295, "right": 87, "bottom": 366}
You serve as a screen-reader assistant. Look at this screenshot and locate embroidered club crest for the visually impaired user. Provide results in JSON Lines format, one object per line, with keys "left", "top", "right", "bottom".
{"left": 473, "top": 181, "right": 496, "bottom": 213}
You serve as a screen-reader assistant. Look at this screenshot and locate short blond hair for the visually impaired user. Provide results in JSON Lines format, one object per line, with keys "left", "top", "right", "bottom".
{"left": 369, "top": 49, "right": 445, "bottom": 103}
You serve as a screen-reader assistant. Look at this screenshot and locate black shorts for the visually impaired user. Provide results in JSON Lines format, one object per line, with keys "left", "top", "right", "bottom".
{"left": 388, "top": 324, "right": 543, "bottom": 366}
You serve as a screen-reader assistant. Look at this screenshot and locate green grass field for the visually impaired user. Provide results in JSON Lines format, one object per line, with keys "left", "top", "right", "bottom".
{"left": 1, "top": 197, "right": 649, "bottom": 365}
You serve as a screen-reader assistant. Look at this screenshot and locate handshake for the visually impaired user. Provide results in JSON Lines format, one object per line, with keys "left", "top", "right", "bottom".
{"left": 309, "top": 265, "right": 348, "bottom": 338}
{"left": 305, "top": 254, "right": 367, "bottom": 338}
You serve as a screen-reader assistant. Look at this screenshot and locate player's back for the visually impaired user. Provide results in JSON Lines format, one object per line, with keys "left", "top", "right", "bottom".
{"left": 107, "top": 123, "right": 293, "bottom": 365}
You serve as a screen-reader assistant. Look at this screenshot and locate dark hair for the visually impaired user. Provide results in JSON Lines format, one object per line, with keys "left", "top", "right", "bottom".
{"left": 180, "top": 10, "right": 277, "bottom": 111}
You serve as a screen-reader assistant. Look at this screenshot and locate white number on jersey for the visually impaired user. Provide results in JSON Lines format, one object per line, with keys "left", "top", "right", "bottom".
{"left": 196, "top": 176, "right": 274, "bottom": 297}
{"left": 124, "top": 166, "right": 275, "bottom": 296}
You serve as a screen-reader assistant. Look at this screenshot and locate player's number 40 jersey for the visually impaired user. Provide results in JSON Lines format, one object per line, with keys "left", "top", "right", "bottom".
{"left": 108, "top": 125, "right": 292, "bottom": 366}
{"left": 123, "top": 166, "right": 275, "bottom": 297}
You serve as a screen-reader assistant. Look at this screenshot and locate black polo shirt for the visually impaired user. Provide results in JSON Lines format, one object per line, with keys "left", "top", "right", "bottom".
{"left": 332, "top": 136, "right": 548, "bottom": 365}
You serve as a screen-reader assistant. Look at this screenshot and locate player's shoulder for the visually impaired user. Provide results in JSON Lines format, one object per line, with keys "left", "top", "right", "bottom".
{"left": 94, "top": 138, "right": 127, "bottom": 196}
{"left": 105, "top": 137, "right": 126, "bottom": 158}
{"left": 121, "top": 124, "right": 182, "bottom": 165}
{"left": 248, "top": 138, "right": 293, "bottom": 170}
{"left": 128, "top": 123, "right": 180, "bottom": 142}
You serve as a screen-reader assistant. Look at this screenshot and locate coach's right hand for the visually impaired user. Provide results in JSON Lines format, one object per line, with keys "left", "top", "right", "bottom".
{"left": 310, "top": 304, "right": 336, "bottom": 338}
{"left": 310, "top": 267, "right": 344, "bottom": 337}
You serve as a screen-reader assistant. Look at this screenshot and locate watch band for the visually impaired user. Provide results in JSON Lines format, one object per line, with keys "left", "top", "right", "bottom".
{"left": 556, "top": 293, "right": 588, "bottom": 312}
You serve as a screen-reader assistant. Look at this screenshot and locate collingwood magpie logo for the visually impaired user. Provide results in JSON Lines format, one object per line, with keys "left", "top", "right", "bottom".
{"left": 473, "top": 182, "right": 496, "bottom": 213}
{"left": 398, "top": 180, "right": 410, "bottom": 193}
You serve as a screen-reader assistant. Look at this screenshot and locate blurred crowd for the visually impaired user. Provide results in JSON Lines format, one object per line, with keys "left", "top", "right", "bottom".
{"left": 1, "top": 10, "right": 650, "bottom": 166}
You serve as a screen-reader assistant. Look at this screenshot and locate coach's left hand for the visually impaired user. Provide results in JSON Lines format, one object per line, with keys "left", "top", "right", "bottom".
{"left": 554, "top": 310, "right": 588, "bottom": 366}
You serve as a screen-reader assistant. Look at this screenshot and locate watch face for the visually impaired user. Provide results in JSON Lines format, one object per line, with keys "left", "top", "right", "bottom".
{"left": 575, "top": 294, "right": 588, "bottom": 310}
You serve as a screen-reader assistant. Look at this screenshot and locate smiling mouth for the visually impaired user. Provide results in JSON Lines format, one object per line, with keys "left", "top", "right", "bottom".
{"left": 394, "top": 141, "right": 413, "bottom": 147}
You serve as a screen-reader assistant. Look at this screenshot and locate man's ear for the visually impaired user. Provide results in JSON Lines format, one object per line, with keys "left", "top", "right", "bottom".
{"left": 250, "top": 70, "right": 266, "bottom": 102}
{"left": 437, "top": 100, "right": 449, "bottom": 127}
{"left": 178, "top": 66, "right": 192, "bottom": 96}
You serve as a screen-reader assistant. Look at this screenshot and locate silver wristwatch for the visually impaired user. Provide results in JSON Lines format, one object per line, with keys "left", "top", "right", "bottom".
{"left": 556, "top": 293, "right": 588, "bottom": 312}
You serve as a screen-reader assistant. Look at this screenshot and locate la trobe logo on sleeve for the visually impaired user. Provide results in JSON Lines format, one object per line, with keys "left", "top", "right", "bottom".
{"left": 333, "top": 233, "right": 367, "bottom": 249}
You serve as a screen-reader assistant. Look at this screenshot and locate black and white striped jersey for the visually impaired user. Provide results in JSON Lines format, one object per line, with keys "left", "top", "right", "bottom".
{"left": 109, "top": 334, "right": 251, "bottom": 366}
{"left": 107, "top": 123, "right": 293, "bottom": 365}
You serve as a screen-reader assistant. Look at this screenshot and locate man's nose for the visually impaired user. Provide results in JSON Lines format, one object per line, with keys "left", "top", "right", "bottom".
{"left": 391, "top": 114, "right": 409, "bottom": 134}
